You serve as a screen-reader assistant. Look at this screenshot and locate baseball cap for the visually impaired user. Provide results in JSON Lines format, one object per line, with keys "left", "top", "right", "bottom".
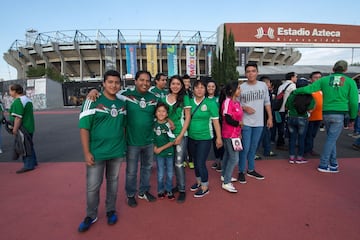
{"left": 333, "top": 60, "right": 348, "bottom": 72}
{"left": 296, "top": 78, "right": 310, "bottom": 88}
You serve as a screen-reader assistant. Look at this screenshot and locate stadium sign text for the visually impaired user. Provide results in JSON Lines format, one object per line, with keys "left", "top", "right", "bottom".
{"left": 277, "top": 27, "right": 341, "bottom": 37}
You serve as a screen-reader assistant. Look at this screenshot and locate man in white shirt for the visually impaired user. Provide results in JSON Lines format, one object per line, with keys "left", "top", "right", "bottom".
{"left": 275, "top": 72, "right": 297, "bottom": 150}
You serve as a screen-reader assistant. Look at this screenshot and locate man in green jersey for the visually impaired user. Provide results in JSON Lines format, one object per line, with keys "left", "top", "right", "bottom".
{"left": 123, "top": 70, "right": 158, "bottom": 207}
{"left": 150, "top": 73, "right": 168, "bottom": 98}
{"left": 8, "top": 84, "right": 37, "bottom": 173}
{"left": 78, "top": 70, "right": 126, "bottom": 232}
{"left": 294, "top": 60, "right": 358, "bottom": 173}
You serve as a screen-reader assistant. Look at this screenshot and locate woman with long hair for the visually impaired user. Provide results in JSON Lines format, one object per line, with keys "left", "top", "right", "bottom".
{"left": 160, "top": 75, "right": 191, "bottom": 203}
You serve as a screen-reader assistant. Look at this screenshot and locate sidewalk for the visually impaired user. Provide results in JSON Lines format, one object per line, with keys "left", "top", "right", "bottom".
{"left": 1, "top": 159, "right": 359, "bottom": 240}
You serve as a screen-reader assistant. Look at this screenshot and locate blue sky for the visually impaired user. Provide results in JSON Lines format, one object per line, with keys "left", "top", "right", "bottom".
{"left": 1, "top": 0, "right": 359, "bottom": 80}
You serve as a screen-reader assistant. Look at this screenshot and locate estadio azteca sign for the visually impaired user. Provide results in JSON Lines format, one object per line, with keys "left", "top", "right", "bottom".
{"left": 224, "top": 23, "right": 360, "bottom": 47}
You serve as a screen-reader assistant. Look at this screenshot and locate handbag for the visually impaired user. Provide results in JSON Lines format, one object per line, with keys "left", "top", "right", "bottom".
{"left": 231, "top": 138, "right": 243, "bottom": 151}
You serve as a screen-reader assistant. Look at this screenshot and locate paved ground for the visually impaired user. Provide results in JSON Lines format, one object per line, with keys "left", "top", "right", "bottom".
{"left": 0, "top": 107, "right": 358, "bottom": 163}
{"left": 0, "top": 108, "right": 359, "bottom": 240}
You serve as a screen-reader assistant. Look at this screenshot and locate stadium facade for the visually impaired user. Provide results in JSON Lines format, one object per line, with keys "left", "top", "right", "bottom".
{"left": 3, "top": 23, "right": 360, "bottom": 81}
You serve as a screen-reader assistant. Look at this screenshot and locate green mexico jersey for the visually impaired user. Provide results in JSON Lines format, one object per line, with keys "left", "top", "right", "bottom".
{"left": 79, "top": 95, "right": 126, "bottom": 161}
{"left": 9, "top": 96, "right": 35, "bottom": 134}
{"left": 188, "top": 97, "right": 219, "bottom": 140}
{"left": 122, "top": 88, "right": 158, "bottom": 146}
{"left": 150, "top": 86, "right": 168, "bottom": 99}
{"left": 161, "top": 94, "right": 191, "bottom": 136}
{"left": 153, "top": 121, "right": 175, "bottom": 157}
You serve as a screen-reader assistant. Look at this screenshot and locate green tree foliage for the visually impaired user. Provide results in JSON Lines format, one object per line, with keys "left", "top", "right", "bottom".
{"left": 26, "top": 66, "right": 66, "bottom": 83}
{"left": 211, "top": 26, "right": 239, "bottom": 85}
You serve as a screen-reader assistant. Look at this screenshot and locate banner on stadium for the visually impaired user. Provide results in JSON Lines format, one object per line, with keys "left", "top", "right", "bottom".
{"left": 207, "top": 50, "right": 212, "bottom": 75}
{"left": 125, "top": 45, "right": 137, "bottom": 77}
{"left": 186, "top": 45, "right": 196, "bottom": 77}
{"left": 167, "top": 45, "right": 178, "bottom": 76}
{"left": 146, "top": 44, "right": 158, "bottom": 78}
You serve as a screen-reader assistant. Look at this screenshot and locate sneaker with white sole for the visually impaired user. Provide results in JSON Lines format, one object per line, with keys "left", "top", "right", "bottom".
{"left": 138, "top": 191, "right": 156, "bottom": 202}
{"left": 247, "top": 170, "right": 265, "bottom": 180}
{"left": 194, "top": 188, "right": 209, "bottom": 198}
{"left": 220, "top": 176, "right": 237, "bottom": 182}
{"left": 317, "top": 165, "right": 339, "bottom": 173}
{"left": 238, "top": 172, "right": 247, "bottom": 184}
{"left": 222, "top": 183, "right": 237, "bottom": 193}
{"left": 78, "top": 216, "right": 98, "bottom": 232}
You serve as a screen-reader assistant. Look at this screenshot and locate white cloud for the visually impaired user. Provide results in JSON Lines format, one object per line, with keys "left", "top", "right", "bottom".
{"left": 296, "top": 48, "right": 360, "bottom": 65}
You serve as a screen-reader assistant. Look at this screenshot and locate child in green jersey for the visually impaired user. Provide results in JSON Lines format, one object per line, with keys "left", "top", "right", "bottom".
{"left": 153, "top": 102, "right": 176, "bottom": 200}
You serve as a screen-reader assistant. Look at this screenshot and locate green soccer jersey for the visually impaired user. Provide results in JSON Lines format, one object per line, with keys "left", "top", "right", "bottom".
{"left": 150, "top": 86, "right": 168, "bottom": 99}
{"left": 79, "top": 95, "right": 126, "bottom": 161}
{"left": 188, "top": 97, "right": 219, "bottom": 140}
{"left": 161, "top": 94, "right": 191, "bottom": 136}
{"left": 122, "top": 88, "right": 158, "bottom": 146}
{"left": 9, "top": 96, "right": 35, "bottom": 134}
{"left": 153, "top": 121, "right": 175, "bottom": 157}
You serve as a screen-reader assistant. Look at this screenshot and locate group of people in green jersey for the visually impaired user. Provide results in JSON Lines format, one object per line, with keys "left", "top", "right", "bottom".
{"left": 77, "top": 59, "right": 358, "bottom": 233}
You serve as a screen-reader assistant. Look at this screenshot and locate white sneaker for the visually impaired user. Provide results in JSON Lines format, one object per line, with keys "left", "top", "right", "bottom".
{"left": 220, "top": 176, "right": 237, "bottom": 182}
{"left": 222, "top": 183, "right": 237, "bottom": 193}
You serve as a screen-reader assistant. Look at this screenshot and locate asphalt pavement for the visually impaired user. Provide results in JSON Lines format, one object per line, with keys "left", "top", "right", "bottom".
{"left": 0, "top": 107, "right": 358, "bottom": 163}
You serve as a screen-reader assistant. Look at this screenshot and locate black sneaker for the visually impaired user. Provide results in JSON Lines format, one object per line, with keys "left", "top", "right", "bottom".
{"left": 106, "top": 211, "right": 118, "bottom": 225}
{"left": 211, "top": 162, "right": 218, "bottom": 169}
{"left": 247, "top": 170, "right": 265, "bottom": 180}
{"left": 172, "top": 186, "right": 179, "bottom": 193}
{"left": 157, "top": 192, "right": 165, "bottom": 199}
{"left": 215, "top": 164, "right": 222, "bottom": 173}
{"left": 190, "top": 183, "right": 201, "bottom": 191}
{"left": 177, "top": 192, "right": 186, "bottom": 203}
{"left": 138, "top": 191, "right": 157, "bottom": 202}
{"left": 127, "top": 196, "right": 138, "bottom": 208}
{"left": 238, "top": 172, "right": 247, "bottom": 184}
{"left": 167, "top": 191, "right": 175, "bottom": 200}
{"left": 78, "top": 216, "right": 98, "bottom": 232}
{"left": 194, "top": 188, "right": 209, "bottom": 198}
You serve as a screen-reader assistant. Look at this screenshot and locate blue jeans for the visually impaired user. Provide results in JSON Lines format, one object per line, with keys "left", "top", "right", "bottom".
{"left": 258, "top": 126, "right": 271, "bottom": 155}
{"left": 174, "top": 137, "right": 187, "bottom": 192}
{"left": 23, "top": 133, "right": 38, "bottom": 170}
{"left": 238, "top": 125, "right": 263, "bottom": 173}
{"left": 320, "top": 114, "right": 344, "bottom": 168}
{"left": 125, "top": 144, "right": 154, "bottom": 197}
{"left": 188, "top": 138, "right": 211, "bottom": 186}
{"left": 156, "top": 156, "right": 174, "bottom": 193}
{"left": 288, "top": 116, "right": 308, "bottom": 158}
{"left": 86, "top": 157, "right": 123, "bottom": 219}
{"left": 304, "top": 120, "right": 321, "bottom": 154}
{"left": 222, "top": 138, "right": 239, "bottom": 184}
{"left": 276, "top": 112, "right": 287, "bottom": 146}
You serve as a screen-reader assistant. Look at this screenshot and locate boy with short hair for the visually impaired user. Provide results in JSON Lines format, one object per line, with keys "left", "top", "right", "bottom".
{"left": 78, "top": 70, "right": 126, "bottom": 232}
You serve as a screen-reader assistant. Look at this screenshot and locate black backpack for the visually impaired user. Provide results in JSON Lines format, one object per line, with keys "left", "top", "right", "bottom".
{"left": 293, "top": 94, "right": 313, "bottom": 115}
{"left": 273, "top": 83, "right": 291, "bottom": 111}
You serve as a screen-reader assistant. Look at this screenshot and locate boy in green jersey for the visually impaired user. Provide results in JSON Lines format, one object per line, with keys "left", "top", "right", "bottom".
{"left": 78, "top": 70, "right": 126, "bottom": 232}
{"left": 153, "top": 102, "right": 175, "bottom": 200}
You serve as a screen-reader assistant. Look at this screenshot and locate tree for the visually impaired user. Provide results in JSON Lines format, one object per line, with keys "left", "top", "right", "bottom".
{"left": 26, "top": 66, "right": 66, "bottom": 83}
{"left": 211, "top": 26, "right": 239, "bottom": 85}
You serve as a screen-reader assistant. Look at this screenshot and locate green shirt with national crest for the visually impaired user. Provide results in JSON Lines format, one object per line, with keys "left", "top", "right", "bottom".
{"left": 122, "top": 88, "right": 158, "bottom": 146}
{"left": 188, "top": 97, "right": 219, "bottom": 140}
{"left": 153, "top": 121, "right": 175, "bottom": 157}
{"left": 79, "top": 94, "right": 126, "bottom": 161}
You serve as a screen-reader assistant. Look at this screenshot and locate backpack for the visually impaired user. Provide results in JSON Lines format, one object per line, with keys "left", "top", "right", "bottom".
{"left": 273, "top": 83, "right": 291, "bottom": 111}
{"left": 293, "top": 94, "right": 313, "bottom": 115}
